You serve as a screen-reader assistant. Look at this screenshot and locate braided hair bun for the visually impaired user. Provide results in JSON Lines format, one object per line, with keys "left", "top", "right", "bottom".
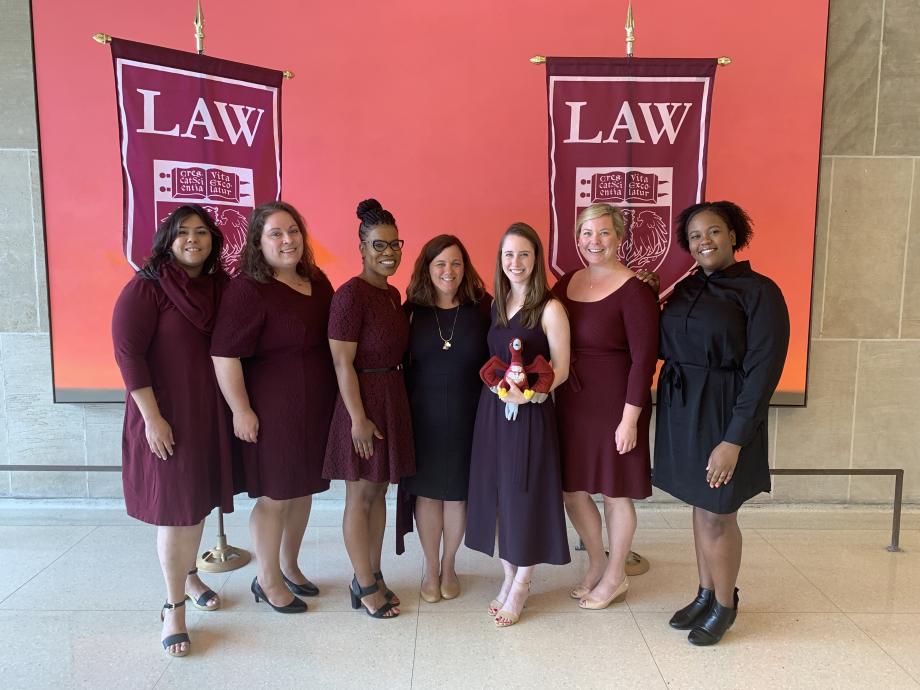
{"left": 356, "top": 198, "right": 383, "bottom": 220}
{"left": 355, "top": 198, "right": 397, "bottom": 239}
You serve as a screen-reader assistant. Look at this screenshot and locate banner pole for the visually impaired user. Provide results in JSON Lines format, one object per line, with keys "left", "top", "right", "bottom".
{"left": 179, "top": 0, "right": 253, "bottom": 575}
{"left": 625, "top": 0, "right": 635, "bottom": 58}
{"left": 194, "top": 0, "right": 205, "bottom": 55}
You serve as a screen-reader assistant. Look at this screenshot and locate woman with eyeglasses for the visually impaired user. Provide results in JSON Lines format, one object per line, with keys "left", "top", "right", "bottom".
{"left": 323, "top": 198, "right": 415, "bottom": 619}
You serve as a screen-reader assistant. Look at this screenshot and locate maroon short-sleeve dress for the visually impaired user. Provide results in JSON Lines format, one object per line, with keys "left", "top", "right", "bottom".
{"left": 323, "top": 277, "right": 415, "bottom": 484}
{"left": 210, "top": 273, "right": 336, "bottom": 500}
{"left": 552, "top": 273, "right": 660, "bottom": 499}
{"left": 112, "top": 264, "right": 234, "bottom": 526}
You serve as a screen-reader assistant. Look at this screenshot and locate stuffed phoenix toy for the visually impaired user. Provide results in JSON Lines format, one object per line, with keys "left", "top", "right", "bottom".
{"left": 479, "top": 337, "right": 554, "bottom": 421}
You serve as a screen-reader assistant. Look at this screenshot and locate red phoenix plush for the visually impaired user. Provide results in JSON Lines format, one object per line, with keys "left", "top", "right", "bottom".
{"left": 479, "top": 337, "right": 554, "bottom": 421}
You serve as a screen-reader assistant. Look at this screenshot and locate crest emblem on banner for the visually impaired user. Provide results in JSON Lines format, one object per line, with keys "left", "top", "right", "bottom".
{"left": 545, "top": 58, "right": 717, "bottom": 295}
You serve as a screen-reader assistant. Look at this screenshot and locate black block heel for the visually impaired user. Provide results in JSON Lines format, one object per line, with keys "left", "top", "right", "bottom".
{"left": 350, "top": 575, "right": 399, "bottom": 619}
{"left": 688, "top": 587, "right": 739, "bottom": 646}
{"left": 669, "top": 586, "right": 714, "bottom": 629}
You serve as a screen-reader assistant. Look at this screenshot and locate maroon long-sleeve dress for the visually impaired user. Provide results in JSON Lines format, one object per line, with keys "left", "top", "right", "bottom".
{"left": 553, "top": 273, "right": 660, "bottom": 498}
{"left": 112, "top": 264, "right": 234, "bottom": 526}
{"left": 210, "top": 273, "right": 336, "bottom": 500}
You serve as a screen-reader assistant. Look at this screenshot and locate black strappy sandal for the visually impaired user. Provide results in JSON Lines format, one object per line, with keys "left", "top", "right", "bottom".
{"left": 350, "top": 576, "right": 399, "bottom": 619}
{"left": 185, "top": 567, "right": 220, "bottom": 611}
{"left": 160, "top": 600, "right": 190, "bottom": 657}
{"left": 373, "top": 570, "right": 399, "bottom": 605}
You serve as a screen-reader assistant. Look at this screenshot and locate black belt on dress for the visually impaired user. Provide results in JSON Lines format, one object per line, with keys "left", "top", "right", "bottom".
{"left": 356, "top": 364, "right": 403, "bottom": 373}
{"left": 660, "top": 360, "right": 738, "bottom": 406}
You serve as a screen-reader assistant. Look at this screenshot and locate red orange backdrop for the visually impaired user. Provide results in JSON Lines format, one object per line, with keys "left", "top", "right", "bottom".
{"left": 31, "top": 0, "right": 828, "bottom": 403}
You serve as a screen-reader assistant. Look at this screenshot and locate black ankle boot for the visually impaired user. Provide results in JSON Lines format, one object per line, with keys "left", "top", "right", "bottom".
{"left": 688, "top": 588, "right": 738, "bottom": 646}
{"left": 669, "top": 586, "right": 714, "bottom": 630}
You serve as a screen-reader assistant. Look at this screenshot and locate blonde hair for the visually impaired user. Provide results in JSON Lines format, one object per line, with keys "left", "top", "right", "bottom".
{"left": 575, "top": 203, "right": 625, "bottom": 240}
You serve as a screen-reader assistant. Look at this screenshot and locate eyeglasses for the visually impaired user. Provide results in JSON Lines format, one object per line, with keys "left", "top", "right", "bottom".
{"left": 363, "top": 239, "right": 405, "bottom": 252}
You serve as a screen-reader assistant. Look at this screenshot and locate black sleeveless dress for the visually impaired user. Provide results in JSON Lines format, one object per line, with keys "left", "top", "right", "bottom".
{"left": 464, "top": 305, "right": 570, "bottom": 567}
{"left": 401, "top": 300, "right": 491, "bottom": 500}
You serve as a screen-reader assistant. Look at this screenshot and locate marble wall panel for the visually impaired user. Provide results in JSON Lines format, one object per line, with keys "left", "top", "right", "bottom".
{"left": 84, "top": 404, "right": 124, "bottom": 498}
{"left": 810, "top": 158, "right": 833, "bottom": 335}
{"left": 0, "top": 0, "right": 37, "bottom": 148}
{"left": 899, "top": 160, "right": 920, "bottom": 337}
{"left": 822, "top": 157, "right": 912, "bottom": 338}
{"left": 0, "top": 151, "right": 39, "bottom": 332}
{"left": 820, "top": 0, "right": 883, "bottom": 155}
{"left": 29, "top": 151, "right": 48, "bottom": 333}
{"left": 1, "top": 334, "right": 86, "bottom": 496}
{"left": 875, "top": 0, "right": 920, "bottom": 154}
{"left": 850, "top": 341, "right": 920, "bottom": 502}
{"left": 773, "top": 341, "right": 857, "bottom": 502}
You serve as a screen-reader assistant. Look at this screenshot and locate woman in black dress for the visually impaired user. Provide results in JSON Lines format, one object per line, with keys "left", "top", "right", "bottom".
{"left": 654, "top": 201, "right": 789, "bottom": 645}
{"left": 465, "top": 222, "right": 571, "bottom": 628}
{"left": 400, "top": 235, "right": 490, "bottom": 603}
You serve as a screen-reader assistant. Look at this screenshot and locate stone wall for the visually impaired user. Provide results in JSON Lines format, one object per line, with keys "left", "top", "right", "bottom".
{"left": 1, "top": 0, "right": 918, "bottom": 502}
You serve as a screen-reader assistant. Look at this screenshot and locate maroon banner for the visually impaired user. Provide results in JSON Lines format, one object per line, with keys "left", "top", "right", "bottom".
{"left": 546, "top": 57, "right": 717, "bottom": 295}
{"left": 111, "top": 38, "right": 283, "bottom": 272}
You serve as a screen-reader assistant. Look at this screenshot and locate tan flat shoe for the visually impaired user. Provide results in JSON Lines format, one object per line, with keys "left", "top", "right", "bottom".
{"left": 420, "top": 576, "right": 441, "bottom": 604}
{"left": 440, "top": 575, "right": 461, "bottom": 600}
{"left": 579, "top": 577, "right": 629, "bottom": 610}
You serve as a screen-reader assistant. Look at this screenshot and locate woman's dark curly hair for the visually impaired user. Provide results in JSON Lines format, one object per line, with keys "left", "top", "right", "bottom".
{"left": 674, "top": 201, "right": 753, "bottom": 252}
{"left": 356, "top": 198, "right": 397, "bottom": 239}
{"left": 242, "top": 201, "right": 319, "bottom": 282}
{"left": 405, "top": 234, "right": 485, "bottom": 307}
{"left": 138, "top": 204, "right": 224, "bottom": 280}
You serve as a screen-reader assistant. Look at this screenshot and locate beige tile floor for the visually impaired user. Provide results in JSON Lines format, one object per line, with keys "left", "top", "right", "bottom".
{"left": 1, "top": 500, "right": 919, "bottom": 689}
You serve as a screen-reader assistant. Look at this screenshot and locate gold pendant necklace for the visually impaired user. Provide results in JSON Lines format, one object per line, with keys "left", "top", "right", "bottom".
{"left": 434, "top": 305, "right": 461, "bottom": 351}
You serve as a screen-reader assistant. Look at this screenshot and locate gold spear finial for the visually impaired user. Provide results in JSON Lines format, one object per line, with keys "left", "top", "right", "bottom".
{"left": 194, "top": 0, "right": 205, "bottom": 54}
{"left": 625, "top": 0, "right": 635, "bottom": 58}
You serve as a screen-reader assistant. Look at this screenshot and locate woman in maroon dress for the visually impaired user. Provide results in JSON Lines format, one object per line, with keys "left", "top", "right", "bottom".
{"left": 112, "top": 205, "right": 231, "bottom": 657}
{"left": 211, "top": 201, "right": 336, "bottom": 614}
{"left": 323, "top": 199, "right": 414, "bottom": 619}
{"left": 465, "top": 222, "right": 571, "bottom": 628}
{"left": 553, "top": 203, "right": 660, "bottom": 610}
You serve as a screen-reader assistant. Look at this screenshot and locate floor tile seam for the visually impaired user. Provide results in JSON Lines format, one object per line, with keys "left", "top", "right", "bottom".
{"left": 409, "top": 590, "right": 420, "bottom": 689}
{"left": 750, "top": 528, "right": 845, "bottom": 614}
{"left": 150, "top": 648, "right": 175, "bottom": 690}
{"left": 841, "top": 610, "right": 920, "bottom": 685}
{"left": 0, "top": 524, "right": 99, "bottom": 607}
{"left": 624, "top": 600, "right": 670, "bottom": 689}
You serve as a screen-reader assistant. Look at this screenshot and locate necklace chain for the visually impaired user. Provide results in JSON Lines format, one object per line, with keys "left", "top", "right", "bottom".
{"left": 433, "top": 305, "right": 461, "bottom": 351}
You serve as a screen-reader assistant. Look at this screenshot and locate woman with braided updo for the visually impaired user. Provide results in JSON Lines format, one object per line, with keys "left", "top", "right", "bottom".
{"left": 323, "top": 199, "right": 415, "bottom": 619}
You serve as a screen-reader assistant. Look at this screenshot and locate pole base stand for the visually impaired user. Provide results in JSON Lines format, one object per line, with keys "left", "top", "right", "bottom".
{"left": 196, "top": 534, "right": 251, "bottom": 573}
